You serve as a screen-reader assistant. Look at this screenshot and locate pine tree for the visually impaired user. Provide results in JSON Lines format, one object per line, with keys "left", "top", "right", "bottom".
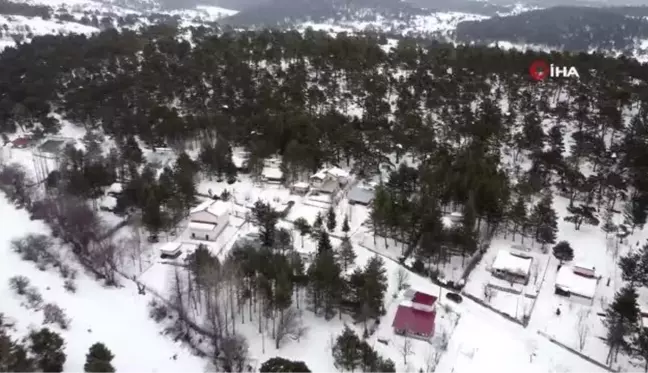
{"left": 251, "top": 201, "right": 279, "bottom": 247}
{"left": 530, "top": 193, "right": 558, "bottom": 246}
{"left": 326, "top": 206, "right": 337, "bottom": 231}
{"left": 29, "top": 328, "right": 66, "bottom": 373}
{"left": 633, "top": 327, "right": 648, "bottom": 372}
{"left": 84, "top": 342, "right": 115, "bottom": 372}
{"left": 332, "top": 326, "right": 360, "bottom": 371}
{"left": 620, "top": 243, "right": 648, "bottom": 287}
{"left": 315, "top": 230, "right": 332, "bottom": 254}
{"left": 308, "top": 239, "right": 342, "bottom": 318}
{"left": 564, "top": 204, "right": 598, "bottom": 230}
{"left": 509, "top": 196, "right": 528, "bottom": 240}
{"left": 293, "top": 217, "right": 310, "bottom": 248}
{"left": 604, "top": 285, "right": 640, "bottom": 364}
{"left": 342, "top": 215, "right": 350, "bottom": 235}
{"left": 260, "top": 357, "right": 311, "bottom": 372}
{"left": 339, "top": 236, "right": 356, "bottom": 271}
{"left": 552, "top": 241, "right": 574, "bottom": 264}
{"left": 314, "top": 213, "right": 323, "bottom": 230}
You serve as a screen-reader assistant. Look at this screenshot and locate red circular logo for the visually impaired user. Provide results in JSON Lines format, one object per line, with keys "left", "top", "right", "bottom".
{"left": 529, "top": 60, "right": 549, "bottom": 81}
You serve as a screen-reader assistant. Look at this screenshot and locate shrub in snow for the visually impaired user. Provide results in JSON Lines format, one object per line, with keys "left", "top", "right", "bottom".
{"left": 43, "top": 303, "right": 70, "bottom": 330}
{"left": 148, "top": 299, "right": 168, "bottom": 323}
{"left": 63, "top": 279, "right": 76, "bottom": 293}
{"left": 11, "top": 234, "right": 56, "bottom": 268}
{"left": 9, "top": 275, "right": 30, "bottom": 295}
{"left": 84, "top": 342, "right": 115, "bottom": 372}
{"left": 29, "top": 328, "right": 66, "bottom": 372}
{"left": 24, "top": 286, "right": 43, "bottom": 309}
{"left": 59, "top": 264, "right": 75, "bottom": 279}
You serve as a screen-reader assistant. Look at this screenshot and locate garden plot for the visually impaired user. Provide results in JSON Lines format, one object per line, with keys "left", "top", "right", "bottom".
{"left": 463, "top": 237, "right": 552, "bottom": 322}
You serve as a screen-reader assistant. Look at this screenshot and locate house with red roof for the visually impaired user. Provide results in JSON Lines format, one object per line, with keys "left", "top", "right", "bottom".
{"left": 392, "top": 291, "right": 437, "bottom": 340}
{"left": 12, "top": 137, "right": 30, "bottom": 148}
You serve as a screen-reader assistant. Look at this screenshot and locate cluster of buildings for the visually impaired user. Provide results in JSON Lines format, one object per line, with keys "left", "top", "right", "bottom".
{"left": 490, "top": 248, "right": 599, "bottom": 303}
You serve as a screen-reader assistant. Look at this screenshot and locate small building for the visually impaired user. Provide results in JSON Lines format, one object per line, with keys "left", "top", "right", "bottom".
{"left": 573, "top": 264, "right": 596, "bottom": 278}
{"left": 348, "top": 184, "right": 374, "bottom": 205}
{"left": 555, "top": 265, "right": 598, "bottom": 302}
{"left": 107, "top": 182, "right": 123, "bottom": 197}
{"left": 12, "top": 137, "right": 30, "bottom": 148}
{"left": 310, "top": 167, "right": 350, "bottom": 192}
{"left": 392, "top": 291, "right": 437, "bottom": 340}
{"left": 160, "top": 242, "right": 182, "bottom": 258}
{"left": 262, "top": 167, "right": 283, "bottom": 183}
{"left": 291, "top": 182, "right": 310, "bottom": 194}
{"left": 187, "top": 200, "right": 230, "bottom": 241}
{"left": 99, "top": 196, "right": 117, "bottom": 212}
{"left": 491, "top": 249, "right": 532, "bottom": 285}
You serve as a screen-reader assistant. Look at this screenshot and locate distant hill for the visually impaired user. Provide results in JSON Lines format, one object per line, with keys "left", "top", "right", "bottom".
{"left": 220, "top": 0, "right": 430, "bottom": 27}
{"left": 455, "top": 6, "right": 648, "bottom": 52}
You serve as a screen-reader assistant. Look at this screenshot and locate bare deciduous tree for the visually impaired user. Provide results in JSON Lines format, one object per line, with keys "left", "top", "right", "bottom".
{"left": 399, "top": 335, "right": 413, "bottom": 366}
{"left": 424, "top": 347, "right": 443, "bottom": 373}
{"left": 275, "top": 307, "right": 308, "bottom": 349}
{"left": 395, "top": 268, "right": 410, "bottom": 293}
{"left": 219, "top": 334, "right": 249, "bottom": 372}
{"left": 42, "top": 303, "right": 70, "bottom": 329}
{"left": 88, "top": 238, "right": 122, "bottom": 285}
{"left": 483, "top": 285, "right": 494, "bottom": 303}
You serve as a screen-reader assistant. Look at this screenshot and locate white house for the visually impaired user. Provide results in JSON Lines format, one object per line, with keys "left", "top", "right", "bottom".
{"left": 291, "top": 181, "right": 310, "bottom": 194}
{"left": 186, "top": 200, "right": 230, "bottom": 241}
{"left": 310, "top": 167, "right": 350, "bottom": 193}
{"left": 555, "top": 265, "right": 598, "bottom": 302}
{"left": 262, "top": 167, "right": 283, "bottom": 183}
{"left": 491, "top": 249, "right": 533, "bottom": 284}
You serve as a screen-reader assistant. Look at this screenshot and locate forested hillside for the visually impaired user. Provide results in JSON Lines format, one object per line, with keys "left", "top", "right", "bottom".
{"left": 3, "top": 23, "right": 648, "bottom": 371}
{"left": 1, "top": 25, "right": 648, "bottom": 251}
{"left": 456, "top": 6, "right": 648, "bottom": 51}
{"left": 221, "top": 0, "right": 428, "bottom": 26}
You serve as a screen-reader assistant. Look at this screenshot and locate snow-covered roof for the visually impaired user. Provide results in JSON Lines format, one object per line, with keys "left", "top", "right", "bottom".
{"left": 442, "top": 216, "right": 454, "bottom": 228}
{"left": 189, "top": 200, "right": 229, "bottom": 217}
{"left": 293, "top": 181, "right": 309, "bottom": 189}
{"left": 188, "top": 221, "right": 218, "bottom": 231}
{"left": 311, "top": 167, "right": 350, "bottom": 180}
{"left": 327, "top": 167, "right": 349, "bottom": 178}
{"left": 232, "top": 154, "right": 246, "bottom": 168}
{"left": 492, "top": 250, "right": 532, "bottom": 276}
{"left": 262, "top": 167, "right": 283, "bottom": 180}
{"left": 100, "top": 196, "right": 117, "bottom": 209}
{"left": 108, "top": 182, "right": 122, "bottom": 193}
{"left": 311, "top": 169, "right": 327, "bottom": 180}
{"left": 555, "top": 265, "right": 598, "bottom": 299}
{"left": 160, "top": 242, "right": 181, "bottom": 255}
{"left": 399, "top": 300, "right": 435, "bottom": 313}
{"left": 348, "top": 184, "right": 374, "bottom": 204}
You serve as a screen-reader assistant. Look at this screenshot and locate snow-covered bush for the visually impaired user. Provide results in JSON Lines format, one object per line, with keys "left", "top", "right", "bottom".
{"left": 43, "top": 303, "right": 70, "bottom": 329}
{"left": 9, "top": 275, "right": 30, "bottom": 295}
{"left": 24, "top": 286, "right": 43, "bottom": 309}
{"left": 63, "top": 279, "right": 76, "bottom": 293}
{"left": 148, "top": 299, "right": 168, "bottom": 322}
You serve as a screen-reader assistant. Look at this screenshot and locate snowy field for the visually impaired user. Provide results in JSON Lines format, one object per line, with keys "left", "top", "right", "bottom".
{"left": 0, "top": 195, "right": 206, "bottom": 372}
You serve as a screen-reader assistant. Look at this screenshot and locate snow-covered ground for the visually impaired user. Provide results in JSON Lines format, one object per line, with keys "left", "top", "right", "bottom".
{"left": 0, "top": 14, "right": 99, "bottom": 49}
{"left": 298, "top": 11, "right": 488, "bottom": 37}
{"left": 0, "top": 194, "right": 206, "bottom": 371}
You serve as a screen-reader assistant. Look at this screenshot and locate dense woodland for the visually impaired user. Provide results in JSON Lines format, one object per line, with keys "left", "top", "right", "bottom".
{"left": 2, "top": 24, "right": 648, "bottom": 369}
{"left": 456, "top": 6, "right": 648, "bottom": 52}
